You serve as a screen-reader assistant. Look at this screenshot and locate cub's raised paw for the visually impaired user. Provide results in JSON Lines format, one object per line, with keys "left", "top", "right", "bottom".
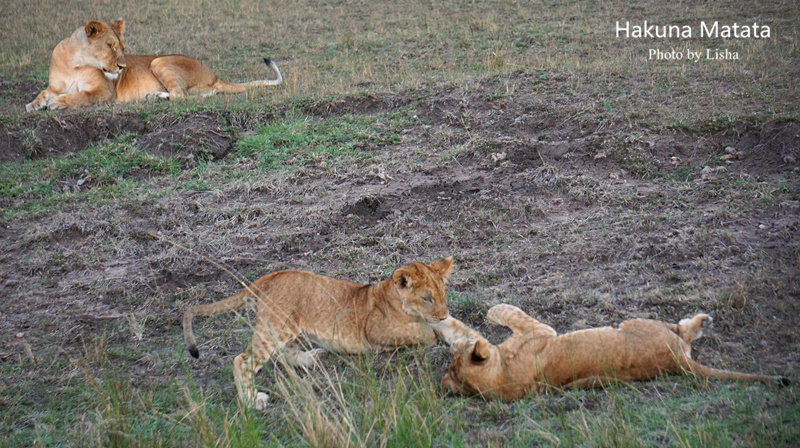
{"left": 486, "top": 304, "right": 522, "bottom": 325}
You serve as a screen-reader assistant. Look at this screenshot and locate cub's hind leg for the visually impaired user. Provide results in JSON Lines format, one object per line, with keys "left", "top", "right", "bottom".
{"left": 234, "top": 323, "right": 298, "bottom": 410}
{"left": 486, "top": 304, "right": 557, "bottom": 338}
{"left": 563, "top": 376, "right": 618, "bottom": 390}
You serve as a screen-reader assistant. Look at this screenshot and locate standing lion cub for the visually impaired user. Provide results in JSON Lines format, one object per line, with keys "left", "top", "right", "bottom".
{"left": 27, "top": 19, "right": 282, "bottom": 111}
{"left": 443, "top": 304, "right": 788, "bottom": 401}
{"left": 184, "top": 257, "right": 480, "bottom": 410}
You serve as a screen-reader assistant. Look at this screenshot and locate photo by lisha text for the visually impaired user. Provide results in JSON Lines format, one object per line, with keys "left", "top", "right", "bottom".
{"left": 616, "top": 21, "right": 772, "bottom": 62}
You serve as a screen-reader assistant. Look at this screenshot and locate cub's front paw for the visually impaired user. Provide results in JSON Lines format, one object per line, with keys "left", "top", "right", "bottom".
{"left": 255, "top": 391, "right": 270, "bottom": 411}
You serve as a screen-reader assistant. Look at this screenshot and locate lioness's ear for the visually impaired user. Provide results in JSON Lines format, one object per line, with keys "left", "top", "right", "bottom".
{"left": 85, "top": 21, "right": 106, "bottom": 40}
{"left": 392, "top": 269, "right": 415, "bottom": 290}
{"left": 470, "top": 339, "right": 490, "bottom": 363}
{"left": 109, "top": 19, "right": 125, "bottom": 37}
{"left": 429, "top": 257, "right": 454, "bottom": 280}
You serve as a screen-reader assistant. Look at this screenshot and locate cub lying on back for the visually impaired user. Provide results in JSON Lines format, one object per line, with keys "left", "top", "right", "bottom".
{"left": 27, "top": 19, "right": 282, "bottom": 111}
{"left": 443, "top": 304, "right": 788, "bottom": 401}
{"left": 184, "top": 257, "right": 480, "bottom": 410}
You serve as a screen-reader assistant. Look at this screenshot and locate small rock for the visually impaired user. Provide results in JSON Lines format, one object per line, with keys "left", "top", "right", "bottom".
{"left": 783, "top": 154, "right": 797, "bottom": 164}
{"left": 700, "top": 166, "right": 727, "bottom": 180}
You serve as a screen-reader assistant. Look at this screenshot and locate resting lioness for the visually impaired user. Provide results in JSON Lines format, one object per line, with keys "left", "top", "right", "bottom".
{"left": 442, "top": 304, "right": 788, "bottom": 401}
{"left": 183, "top": 257, "right": 481, "bottom": 410}
{"left": 26, "top": 19, "right": 281, "bottom": 111}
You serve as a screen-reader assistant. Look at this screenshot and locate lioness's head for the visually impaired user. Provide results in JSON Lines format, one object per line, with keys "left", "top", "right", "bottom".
{"left": 441, "top": 338, "right": 502, "bottom": 398}
{"left": 391, "top": 257, "right": 453, "bottom": 323}
{"left": 79, "top": 20, "right": 127, "bottom": 80}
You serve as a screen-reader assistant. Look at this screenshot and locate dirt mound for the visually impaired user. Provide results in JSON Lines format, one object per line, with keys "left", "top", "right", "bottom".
{"left": 300, "top": 94, "right": 408, "bottom": 118}
{"left": 0, "top": 113, "right": 147, "bottom": 161}
{"left": 342, "top": 196, "right": 393, "bottom": 222}
{"left": 713, "top": 121, "right": 800, "bottom": 175}
{"left": 137, "top": 113, "right": 234, "bottom": 165}
{"left": 0, "top": 111, "right": 233, "bottom": 166}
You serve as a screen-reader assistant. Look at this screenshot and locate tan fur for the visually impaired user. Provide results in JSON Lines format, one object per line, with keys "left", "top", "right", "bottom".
{"left": 183, "top": 258, "right": 480, "bottom": 410}
{"left": 27, "top": 19, "right": 281, "bottom": 111}
{"left": 442, "top": 304, "right": 788, "bottom": 401}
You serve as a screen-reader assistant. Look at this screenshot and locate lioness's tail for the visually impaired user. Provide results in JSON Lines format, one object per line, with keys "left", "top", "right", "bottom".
{"left": 683, "top": 359, "right": 790, "bottom": 386}
{"left": 213, "top": 58, "right": 283, "bottom": 93}
{"left": 183, "top": 289, "right": 251, "bottom": 358}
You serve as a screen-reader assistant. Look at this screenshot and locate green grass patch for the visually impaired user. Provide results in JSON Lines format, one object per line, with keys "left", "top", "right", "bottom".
{"left": 235, "top": 112, "right": 405, "bottom": 172}
{"left": 0, "top": 142, "right": 180, "bottom": 223}
{"left": 508, "top": 382, "right": 800, "bottom": 447}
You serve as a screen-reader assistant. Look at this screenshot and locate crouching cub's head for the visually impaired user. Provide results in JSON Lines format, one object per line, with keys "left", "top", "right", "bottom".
{"left": 391, "top": 257, "right": 454, "bottom": 323}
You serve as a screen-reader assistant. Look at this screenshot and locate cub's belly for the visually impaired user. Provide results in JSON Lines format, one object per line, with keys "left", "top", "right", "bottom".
{"left": 304, "top": 330, "right": 372, "bottom": 355}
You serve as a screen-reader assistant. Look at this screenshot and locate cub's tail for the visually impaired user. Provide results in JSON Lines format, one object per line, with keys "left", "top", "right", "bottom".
{"left": 183, "top": 289, "right": 251, "bottom": 358}
{"left": 684, "top": 359, "right": 790, "bottom": 386}
{"left": 212, "top": 58, "right": 283, "bottom": 94}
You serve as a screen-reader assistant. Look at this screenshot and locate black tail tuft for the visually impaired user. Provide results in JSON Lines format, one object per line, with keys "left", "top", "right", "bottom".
{"left": 779, "top": 377, "right": 791, "bottom": 387}
{"left": 189, "top": 345, "right": 200, "bottom": 359}
{"left": 263, "top": 58, "right": 273, "bottom": 66}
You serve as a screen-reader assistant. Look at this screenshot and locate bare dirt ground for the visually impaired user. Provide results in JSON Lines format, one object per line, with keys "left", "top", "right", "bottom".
{"left": 1, "top": 74, "right": 799, "bottom": 440}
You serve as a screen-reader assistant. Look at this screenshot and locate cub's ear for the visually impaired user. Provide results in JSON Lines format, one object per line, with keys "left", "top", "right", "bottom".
{"left": 392, "top": 269, "right": 415, "bottom": 290}
{"left": 470, "top": 339, "right": 490, "bottom": 363}
{"left": 85, "top": 21, "right": 106, "bottom": 40}
{"left": 109, "top": 19, "right": 125, "bottom": 37}
{"left": 429, "top": 257, "right": 454, "bottom": 280}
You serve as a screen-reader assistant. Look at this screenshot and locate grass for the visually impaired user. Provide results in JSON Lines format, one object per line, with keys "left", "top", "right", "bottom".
{"left": 1, "top": 0, "right": 798, "bottom": 123}
{"left": 5, "top": 338, "right": 796, "bottom": 447}
{"left": 234, "top": 111, "right": 406, "bottom": 172}
{"left": 2, "top": 0, "right": 800, "bottom": 447}
{"left": 0, "top": 141, "right": 180, "bottom": 223}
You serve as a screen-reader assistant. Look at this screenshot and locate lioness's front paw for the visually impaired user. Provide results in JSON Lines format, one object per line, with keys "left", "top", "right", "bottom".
{"left": 25, "top": 101, "right": 43, "bottom": 112}
{"left": 255, "top": 391, "right": 270, "bottom": 411}
{"left": 47, "top": 97, "right": 68, "bottom": 110}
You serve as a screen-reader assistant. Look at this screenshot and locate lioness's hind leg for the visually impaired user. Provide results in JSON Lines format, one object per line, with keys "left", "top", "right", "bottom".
{"left": 145, "top": 91, "right": 170, "bottom": 101}
{"left": 150, "top": 56, "right": 218, "bottom": 99}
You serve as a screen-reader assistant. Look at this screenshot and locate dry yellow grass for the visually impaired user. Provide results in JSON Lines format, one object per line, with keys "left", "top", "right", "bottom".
{"left": 2, "top": 0, "right": 797, "bottom": 124}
